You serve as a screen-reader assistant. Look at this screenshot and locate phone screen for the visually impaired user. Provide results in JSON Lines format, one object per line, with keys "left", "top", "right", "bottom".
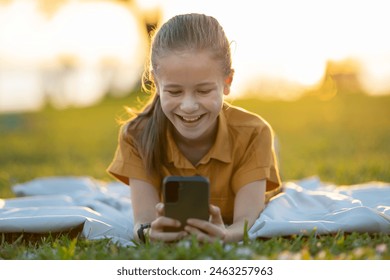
{"left": 163, "top": 176, "right": 210, "bottom": 231}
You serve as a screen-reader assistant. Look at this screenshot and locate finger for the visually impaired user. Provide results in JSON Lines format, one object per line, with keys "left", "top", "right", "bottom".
{"left": 149, "top": 230, "right": 188, "bottom": 243}
{"left": 184, "top": 225, "right": 218, "bottom": 243}
{"left": 149, "top": 217, "right": 187, "bottom": 242}
{"left": 187, "top": 218, "right": 212, "bottom": 231}
{"left": 152, "top": 216, "right": 181, "bottom": 231}
{"left": 185, "top": 225, "right": 208, "bottom": 238}
{"left": 155, "top": 202, "right": 165, "bottom": 217}
{"left": 209, "top": 205, "right": 224, "bottom": 225}
{"left": 186, "top": 219, "right": 226, "bottom": 239}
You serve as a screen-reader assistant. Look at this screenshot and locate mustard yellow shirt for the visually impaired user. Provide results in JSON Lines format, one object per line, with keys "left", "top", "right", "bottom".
{"left": 107, "top": 103, "right": 281, "bottom": 224}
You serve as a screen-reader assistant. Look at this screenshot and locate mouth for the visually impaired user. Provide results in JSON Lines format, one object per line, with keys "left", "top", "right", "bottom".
{"left": 176, "top": 114, "right": 205, "bottom": 123}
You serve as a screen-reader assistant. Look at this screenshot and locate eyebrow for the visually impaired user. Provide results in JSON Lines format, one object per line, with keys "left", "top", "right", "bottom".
{"left": 164, "top": 82, "right": 217, "bottom": 88}
{"left": 197, "top": 82, "right": 217, "bottom": 87}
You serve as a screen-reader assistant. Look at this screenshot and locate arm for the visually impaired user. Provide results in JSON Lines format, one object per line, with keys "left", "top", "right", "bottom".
{"left": 130, "top": 178, "right": 187, "bottom": 243}
{"left": 130, "top": 178, "right": 159, "bottom": 239}
{"left": 225, "top": 179, "right": 266, "bottom": 242}
{"left": 185, "top": 179, "right": 266, "bottom": 243}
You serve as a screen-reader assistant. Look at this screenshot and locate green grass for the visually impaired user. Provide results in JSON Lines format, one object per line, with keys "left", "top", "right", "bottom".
{"left": 0, "top": 90, "right": 389, "bottom": 259}
{"left": 232, "top": 93, "right": 390, "bottom": 184}
{"left": 0, "top": 232, "right": 389, "bottom": 260}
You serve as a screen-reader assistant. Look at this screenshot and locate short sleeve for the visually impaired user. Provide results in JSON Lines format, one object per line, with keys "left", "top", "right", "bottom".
{"left": 106, "top": 126, "right": 158, "bottom": 186}
{"left": 231, "top": 123, "right": 281, "bottom": 194}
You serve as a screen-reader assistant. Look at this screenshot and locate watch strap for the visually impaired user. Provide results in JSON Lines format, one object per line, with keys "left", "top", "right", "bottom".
{"left": 137, "top": 223, "right": 151, "bottom": 243}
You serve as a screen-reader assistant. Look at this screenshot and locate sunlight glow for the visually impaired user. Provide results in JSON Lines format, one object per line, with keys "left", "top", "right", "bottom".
{"left": 0, "top": 1, "right": 48, "bottom": 112}
{"left": 0, "top": 0, "right": 147, "bottom": 112}
{"left": 50, "top": 2, "right": 142, "bottom": 63}
{"left": 0, "top": 0, "right": 390, "bottom": 112}
{"left": 134, "top": 0, "right": 162, "bottom": 11}
{"left": 160, "top": 0, "right": 390, "bottom": 98}
{"left": 0, "top": 1, "right": 49, "bottom": 64}
{"left": 47, "top": 1, "right": 148, "bottom": 107}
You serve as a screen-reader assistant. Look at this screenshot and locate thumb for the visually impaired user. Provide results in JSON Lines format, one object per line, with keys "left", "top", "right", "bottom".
{"left": 209, "top": 204, "right": 224, "bottom": 225}
{"left": 155, "top": 202, "right": 165, "bottom": 217}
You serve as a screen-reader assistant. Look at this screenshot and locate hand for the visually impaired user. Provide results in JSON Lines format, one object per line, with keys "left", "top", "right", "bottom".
{"left": 184, "top": 204, "right": 227, "bottom": 243}
{"left": 148, "top": 203, "right": 188, "bottom": 243}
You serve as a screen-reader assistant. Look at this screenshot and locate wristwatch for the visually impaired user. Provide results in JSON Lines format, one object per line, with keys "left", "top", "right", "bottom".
{"left": 137, "top": 223, "right": 151, "bottom": 243}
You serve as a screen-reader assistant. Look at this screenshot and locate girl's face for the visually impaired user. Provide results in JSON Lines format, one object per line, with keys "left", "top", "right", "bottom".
{"left": 155, "top": 50, "right": 232, "bottom": 144}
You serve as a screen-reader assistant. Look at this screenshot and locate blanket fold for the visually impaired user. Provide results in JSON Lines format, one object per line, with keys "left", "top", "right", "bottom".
{"left": 0, "top": 176, "right": 389, "bottom": 246}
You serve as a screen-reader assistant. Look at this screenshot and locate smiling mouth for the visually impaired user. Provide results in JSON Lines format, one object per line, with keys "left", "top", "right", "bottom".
{"left": 177, "top": 114, "right": 204, "bottom": 123}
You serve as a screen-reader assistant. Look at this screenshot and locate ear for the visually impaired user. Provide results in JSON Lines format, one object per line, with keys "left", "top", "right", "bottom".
{"left": 223, "top": 70, "right": 234, "bottom": 96}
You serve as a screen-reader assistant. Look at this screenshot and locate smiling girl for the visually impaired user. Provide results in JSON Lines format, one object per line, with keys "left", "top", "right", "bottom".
{"left": 107, "top": 13, "right": 281, "bottom": 243}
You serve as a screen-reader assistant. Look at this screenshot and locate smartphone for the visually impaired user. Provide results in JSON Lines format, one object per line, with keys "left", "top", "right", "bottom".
{"left": 162, "top": 175, "right": 210, "bottom": 232}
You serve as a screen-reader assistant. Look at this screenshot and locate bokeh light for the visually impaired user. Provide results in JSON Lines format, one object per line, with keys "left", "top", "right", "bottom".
{"left": 0, "top": 0, "right": 147, "bottom": 112}
{"left": 159, "top": 0, "right": 390, "bottom": 98}
{"left": 0, "top": 0, "right": 390, "bottom": 113}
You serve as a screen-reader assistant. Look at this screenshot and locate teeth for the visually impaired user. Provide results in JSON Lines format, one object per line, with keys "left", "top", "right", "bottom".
{"left": 181, "top": 115, "right": 201, "bottom": 122}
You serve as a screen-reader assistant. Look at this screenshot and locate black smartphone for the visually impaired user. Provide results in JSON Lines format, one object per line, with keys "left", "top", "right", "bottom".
{"left": 162, "top": 175, "right": 210, "bottom": 232}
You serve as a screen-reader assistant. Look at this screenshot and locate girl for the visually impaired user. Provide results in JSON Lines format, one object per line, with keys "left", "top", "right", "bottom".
{"left": 107, "top": 13, "right": 281, "bottom": 243}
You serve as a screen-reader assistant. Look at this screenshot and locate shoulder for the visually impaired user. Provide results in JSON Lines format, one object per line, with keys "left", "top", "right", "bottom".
{"left": 222, "top": 102, "right": 272, "bottom": 131}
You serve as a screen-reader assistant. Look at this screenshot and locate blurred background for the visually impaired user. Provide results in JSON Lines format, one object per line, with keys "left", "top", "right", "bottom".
{"left": 1, "top": 0, "right": 390, "bottom": 112}
{"left": 0, "top": 0, "right": 389, "bottom": 196}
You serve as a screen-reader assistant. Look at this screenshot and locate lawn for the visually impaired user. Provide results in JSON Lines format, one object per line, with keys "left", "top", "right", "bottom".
{"left": 0, "top": 90, "right": 389, "bottom": 259}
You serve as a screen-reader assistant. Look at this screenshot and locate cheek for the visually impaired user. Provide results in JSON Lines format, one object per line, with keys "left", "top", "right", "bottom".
{"left": 211, "top": 101, "right": 223, "bottom": 112}
{"left": 159, "top": 95, "right": 169, "bottom": 112}
{"left": 160, "top": 94, "right": 177, "bottom": 115}
{"left": 160, "top": 103, "right": 170, "bottom": 118}
{"left": 206, "top": 94, "right": 224, "bottom": 112}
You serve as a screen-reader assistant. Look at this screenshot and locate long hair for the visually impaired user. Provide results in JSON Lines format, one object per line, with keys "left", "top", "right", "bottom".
{"left": 124, "top": 13, "right": 232, "bottom": 177}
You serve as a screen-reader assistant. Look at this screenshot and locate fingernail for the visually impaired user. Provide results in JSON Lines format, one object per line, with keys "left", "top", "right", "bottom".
{"left": 156, "top": 203, "right": 163, "bottom": 210}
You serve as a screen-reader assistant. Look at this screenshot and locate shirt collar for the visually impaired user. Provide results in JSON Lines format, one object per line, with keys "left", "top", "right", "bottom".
{"left": 166, "top": 108, "right": 232, "bottom": 168}
{"left": 199, "top": 109, "right": 232, "bottom": 164}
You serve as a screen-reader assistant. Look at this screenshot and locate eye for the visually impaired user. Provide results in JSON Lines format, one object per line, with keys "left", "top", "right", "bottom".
{"left": 166, "top": 90, "right": 182, "bottom": 95}
{"left": 197, "top": 89, "right": 213, "bottom": 94}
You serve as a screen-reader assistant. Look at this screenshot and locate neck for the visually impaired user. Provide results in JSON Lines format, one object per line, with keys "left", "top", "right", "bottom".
{"left": 171, "top": 122, "right": 218, "bottom": 166}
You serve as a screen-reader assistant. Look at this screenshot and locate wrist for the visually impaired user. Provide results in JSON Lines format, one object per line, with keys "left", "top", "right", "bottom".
{"left": 224, "top": 225, "right": 245, "bottom": 243}
{"left": 136, "top": 223, "right": 151, "bottom": 243}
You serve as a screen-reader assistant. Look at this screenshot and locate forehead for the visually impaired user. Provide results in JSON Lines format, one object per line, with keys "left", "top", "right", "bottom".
{"left": 154, "top": 50, "right": 225, "bottom": 84}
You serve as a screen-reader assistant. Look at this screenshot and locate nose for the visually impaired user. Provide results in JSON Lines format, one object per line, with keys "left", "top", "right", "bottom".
{"left": 180, "top": 93, "right": 199, "bottom": 113}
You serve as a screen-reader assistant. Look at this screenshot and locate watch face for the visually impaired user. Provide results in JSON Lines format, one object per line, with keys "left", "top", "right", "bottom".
{"left": 141, "top": 223, "right": 151, "bottom": 230}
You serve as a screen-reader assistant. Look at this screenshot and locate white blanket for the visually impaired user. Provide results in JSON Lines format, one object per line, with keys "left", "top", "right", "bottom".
{"left": 0, "top": 176, "right": 389, "bottom": 246}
